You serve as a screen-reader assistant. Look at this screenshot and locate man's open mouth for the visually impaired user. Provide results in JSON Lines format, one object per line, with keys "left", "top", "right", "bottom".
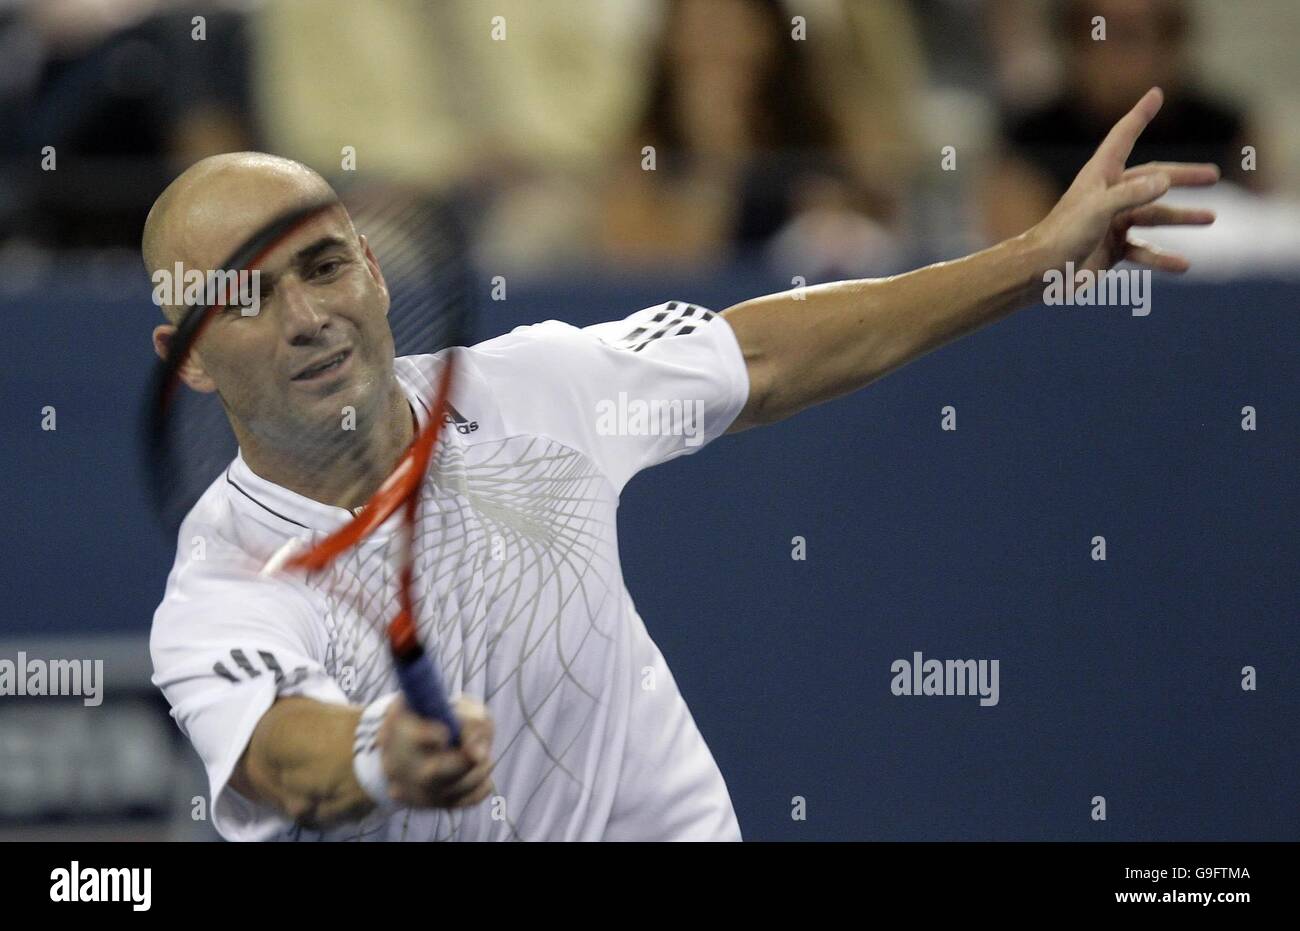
{"left": 292, "top": 348, "right": 353, "bottom": 381}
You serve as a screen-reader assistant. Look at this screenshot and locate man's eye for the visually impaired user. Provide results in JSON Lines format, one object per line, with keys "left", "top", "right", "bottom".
{"left": 313, "top": 259, "right": 343, "bottom": 278}
{"left": 221, "top": 301, "right": 258, "bottom": 317}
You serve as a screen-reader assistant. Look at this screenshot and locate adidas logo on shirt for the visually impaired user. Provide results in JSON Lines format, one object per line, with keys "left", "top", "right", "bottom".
{"left": 445, "top": 403, "right": 478, "bottom": 435}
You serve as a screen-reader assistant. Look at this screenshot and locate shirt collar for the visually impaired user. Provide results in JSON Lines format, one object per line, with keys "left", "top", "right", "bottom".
{"left": 225, "top": 370, "right": 433, "bottom": 536}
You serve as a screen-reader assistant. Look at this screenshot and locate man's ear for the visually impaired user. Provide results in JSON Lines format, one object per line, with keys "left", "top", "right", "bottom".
{"left": 358, "top": 234, "right": 390, "bottom": 311}
{"left": 153, "top": 323, "right": 218, "bottom": 393}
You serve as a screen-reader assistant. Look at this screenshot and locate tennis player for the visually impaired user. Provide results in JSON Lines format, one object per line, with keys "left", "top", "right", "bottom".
{"left": 148, "top": 88, "right": 1216, "bottom": 841}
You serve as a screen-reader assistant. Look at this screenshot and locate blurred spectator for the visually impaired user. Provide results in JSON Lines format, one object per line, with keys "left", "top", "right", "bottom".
{"left": 0, "top": 0, "right": 256, "bottom": 250}
{"left": 252, "top": 1, "right": 655, "bottom": 191}
{"left": 592, "top": 0, "right": 923, "bottom": 278}
{"left": 251, "top": 0, "right": 658, "bottom": 272}
{"left": 979, "top": 0, "right": 1260, "bottom": 243}
{"left": 982, "top": 0, "right": 1060, "bottom": 112}
{"left": 1187, "top": 0, "right": 1300, "bottom": 196}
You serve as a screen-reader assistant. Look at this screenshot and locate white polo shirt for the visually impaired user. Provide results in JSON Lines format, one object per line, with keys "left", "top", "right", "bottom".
{"left": 150, "top": 301, "right": 749, "bottom": 841}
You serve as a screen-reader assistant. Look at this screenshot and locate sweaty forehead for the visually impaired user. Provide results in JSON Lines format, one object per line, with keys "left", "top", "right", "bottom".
{"left": 147, "top": 155, "right": 344, "bottom": 274}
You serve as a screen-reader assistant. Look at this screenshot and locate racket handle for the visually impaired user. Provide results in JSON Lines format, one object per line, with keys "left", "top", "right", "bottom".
{"left": 394, "top": 648, "right": 462, "bottom": 747}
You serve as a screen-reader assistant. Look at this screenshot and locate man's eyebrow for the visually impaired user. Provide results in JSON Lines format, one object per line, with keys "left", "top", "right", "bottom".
{"left": 252, "top": 235, "right": 350, "bottom": 286}
{"left": 289, "top": 235, "right": 350, "bottom": 268}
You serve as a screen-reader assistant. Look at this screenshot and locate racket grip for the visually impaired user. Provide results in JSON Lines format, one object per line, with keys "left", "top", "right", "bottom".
{"left": 394, "top": 649, "right": 462, "bottom": 747}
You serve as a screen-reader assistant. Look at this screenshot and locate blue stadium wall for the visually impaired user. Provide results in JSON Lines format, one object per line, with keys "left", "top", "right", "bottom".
{"left": 1, "top": 265, "right": 1296, "bottom": 840}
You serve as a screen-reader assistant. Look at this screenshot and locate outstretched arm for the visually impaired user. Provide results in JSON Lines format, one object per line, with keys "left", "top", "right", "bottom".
{"left": 722, "top": 87, "right": 1219, "bottom": 433}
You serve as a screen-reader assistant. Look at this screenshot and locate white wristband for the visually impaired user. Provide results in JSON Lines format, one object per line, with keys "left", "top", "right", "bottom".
{"left": 352, "top": 692, "right": 400, "bottom": 806}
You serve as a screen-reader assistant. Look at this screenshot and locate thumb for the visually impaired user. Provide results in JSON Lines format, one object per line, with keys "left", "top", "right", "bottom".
{"left": 1105, "top": 171, "right": 1170, "bottom": 214}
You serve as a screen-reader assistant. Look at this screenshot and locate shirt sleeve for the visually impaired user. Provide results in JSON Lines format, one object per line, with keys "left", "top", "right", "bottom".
{"left": 464, "top": 300, "right": 751, "bottom": 495}
{"left": 150, "top": 560, "right": 349, "bottom": 842}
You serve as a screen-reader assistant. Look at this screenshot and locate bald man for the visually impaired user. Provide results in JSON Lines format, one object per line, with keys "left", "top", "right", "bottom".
{"left": 148, "top": 89, "right": 1219, "bottom": 841}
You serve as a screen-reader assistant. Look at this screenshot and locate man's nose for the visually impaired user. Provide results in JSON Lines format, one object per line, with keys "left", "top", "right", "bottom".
{"left": 277, "top": 279, "right": 328, "bottom": 344}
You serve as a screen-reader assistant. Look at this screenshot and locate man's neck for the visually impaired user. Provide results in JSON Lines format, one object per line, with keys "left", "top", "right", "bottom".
{"left": 237, "top": 386, "right": 416, "bottom": 511}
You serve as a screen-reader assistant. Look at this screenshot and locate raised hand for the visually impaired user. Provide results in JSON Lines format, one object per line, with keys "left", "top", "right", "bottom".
{"left": 1030, "top": 87, "right": 1220, "bottom": 277}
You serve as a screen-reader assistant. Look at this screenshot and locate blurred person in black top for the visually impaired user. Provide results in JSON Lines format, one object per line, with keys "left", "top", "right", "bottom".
{"left": 0, "top": 1, "right": 254, "bottom": 251}
{"left": 982, "top": 0, "right": 1259, "bottom": 241}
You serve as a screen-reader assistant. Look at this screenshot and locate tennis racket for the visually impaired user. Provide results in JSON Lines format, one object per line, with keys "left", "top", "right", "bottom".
{"left": 142, "top": 180, "right": 472, "bottom": 744}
